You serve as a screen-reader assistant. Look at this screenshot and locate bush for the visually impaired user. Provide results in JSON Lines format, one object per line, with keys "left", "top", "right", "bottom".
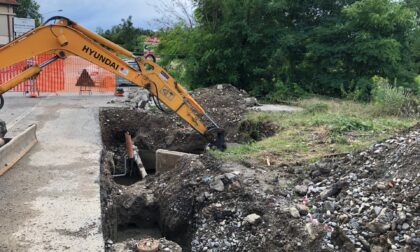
{"left": 371, "top": 77, "right": 415, "bottom": 116}
{"left": 265, "top": 81, "right": 306, "bottom": 103}
{"left": 304, "top": 102, "right": 329, "bottom": 114}
{"left": 348, "top": 78, "right": 374, "bottom": 102}
{"left": 415, "top": 75, "right": 420, "bottom": 93}
{"left": 312, "top": 115, "right": 373, "bottom": 135}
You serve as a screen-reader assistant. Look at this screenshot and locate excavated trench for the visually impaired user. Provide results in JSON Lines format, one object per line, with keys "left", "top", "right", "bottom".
{"left": 98, "top": 101, "right": 278, "bottom": 250}
{"left": 99, "top": 107, "right": 207, "bottom": 250}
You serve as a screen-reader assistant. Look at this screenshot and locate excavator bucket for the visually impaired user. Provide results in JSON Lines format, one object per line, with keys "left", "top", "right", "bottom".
{"left": 0, "top": 124, "right": 37, "bottom": 176}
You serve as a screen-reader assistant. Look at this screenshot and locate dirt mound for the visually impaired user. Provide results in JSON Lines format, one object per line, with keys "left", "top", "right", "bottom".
{"left": 108, "top": 84, "right": 276, "bottom": 145}
{"left": 191, "top": 84, "right": 278, "bottom": 142}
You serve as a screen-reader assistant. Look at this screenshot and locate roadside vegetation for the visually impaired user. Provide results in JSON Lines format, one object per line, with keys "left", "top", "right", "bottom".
{"left": 213, "top": 100, "right": 418, "bottom": 165}
{"left": 212, "top": 79, "right": 419, "bottom": 165}
{"left": 157, "top": 0, "right": 420, "bottom": 103}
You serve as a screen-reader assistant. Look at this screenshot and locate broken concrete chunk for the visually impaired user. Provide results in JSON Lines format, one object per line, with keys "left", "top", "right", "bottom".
{"left": 305, "top": 223, "right": 324, "bottom": 241}
{"left": 244, "top": 97, "right": 259, "bottom": 107}
{"left": 155, "top": 149, "right": 198, "bottom": 174}
{"left": 319, "top": 182, "right": 346, "bottom": 200}
{"left": 370, "top": 245, "right": 385, "bottom": 252}
{"left": 294, "top": 184, "right": 308, "bottom": 196}
{"left": 296, "top": 204, "right": 309, "bottom": 216}
{"left": 210, "top": 178, "right": 225, "bottom": 192}
{"left": 224, "top": 172, "right": 237, "bottom": 181}
{"left": 289, "top": 207, "right": 300, "bottom": 218}
{"left": 244, "top": 213, "right": 261, "bottom": 225}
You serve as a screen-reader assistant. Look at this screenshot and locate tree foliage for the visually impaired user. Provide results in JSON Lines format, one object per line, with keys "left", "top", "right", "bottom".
{"left": 157, "top": 0, "right": 419, "bottom": 101}
{"left": 14, "top": 0, "right": 41, "bottom": 26}
{"left": 98, "top": 16, "right": 154, "bottom": 54}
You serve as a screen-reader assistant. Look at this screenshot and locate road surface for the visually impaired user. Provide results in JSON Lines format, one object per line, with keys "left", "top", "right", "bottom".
{"left": 0, "top": 93, "right": 114, "bottom": 251}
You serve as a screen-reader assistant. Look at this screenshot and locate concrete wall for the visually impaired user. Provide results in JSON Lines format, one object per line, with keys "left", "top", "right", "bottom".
{"left": 0, "top": 4, "right": 15, "bottom": 45}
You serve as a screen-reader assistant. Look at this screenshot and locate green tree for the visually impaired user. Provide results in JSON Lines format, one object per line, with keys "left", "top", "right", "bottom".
{"left": 403, "top": 0, "right": 420, "bottom": 73}
{"left": 14, "top": 0, "right": 41, "bottom": 26}
{"left": 158, "top": 0, "right": 419, "bottom": 101}
{"left": 99, "top": 16, "right": 154, "bottom": 53}
{"left": 301, "top": 0, "right": 418, "bottom": 99}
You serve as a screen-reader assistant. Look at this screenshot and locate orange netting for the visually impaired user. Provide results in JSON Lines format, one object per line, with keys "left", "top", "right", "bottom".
{"left": 0, "top": 54, "right": 116, "bottom": 94}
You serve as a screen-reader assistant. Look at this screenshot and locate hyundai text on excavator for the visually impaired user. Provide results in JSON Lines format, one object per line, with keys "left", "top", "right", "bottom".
{"left": 0, "top": 16, "right": 226, "bottom": 174}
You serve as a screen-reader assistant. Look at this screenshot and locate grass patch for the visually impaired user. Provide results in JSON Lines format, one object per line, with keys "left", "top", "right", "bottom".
{"left": 212, "top": 97, "right": 418, "bottom": 165}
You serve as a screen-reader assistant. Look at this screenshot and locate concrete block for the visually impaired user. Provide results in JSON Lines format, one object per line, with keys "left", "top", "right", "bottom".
{"left": 155, "top": 149, "right": 197, "bottom": 174}
{"left": 0, "top": 124, "right": 37, "bottom": 176}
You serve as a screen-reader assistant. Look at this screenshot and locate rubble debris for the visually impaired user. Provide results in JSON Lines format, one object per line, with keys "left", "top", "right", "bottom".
{"left": 0, "top": 119, "right": 6, "bottom": 138}
{"left": 0, "top": 119, "right": 6, "bottom": 147}
{"left": 100, "top": 124, "right": 419, "bottom": 251}
{"left": 243, "top": 213, "right": 261, "bottom": 225}
{"left": 100, "top": 84, "right": 418, "bottom": 251}
{"left": 136, "top": 238, "right": 159, "bottom": 252}
{"left": 110, "top": 238, "right": 181, "bottom": 252}
{"left": 307, "top": 123, "right": 420, "bottom": 251}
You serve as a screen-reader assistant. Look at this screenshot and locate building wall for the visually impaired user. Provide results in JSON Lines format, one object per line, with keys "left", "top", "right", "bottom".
{"left": 0, "top": 4, "right": 14, "bottom": 45}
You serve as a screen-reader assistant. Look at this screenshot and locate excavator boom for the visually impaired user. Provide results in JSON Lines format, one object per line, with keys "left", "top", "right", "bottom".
{"left": 0, "top": 16, "right": 225, "bottom": 150}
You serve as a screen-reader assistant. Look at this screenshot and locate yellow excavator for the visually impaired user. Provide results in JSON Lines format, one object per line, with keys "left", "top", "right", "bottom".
{"left": 0, "top": 16, "right": 225, "bottom": 173}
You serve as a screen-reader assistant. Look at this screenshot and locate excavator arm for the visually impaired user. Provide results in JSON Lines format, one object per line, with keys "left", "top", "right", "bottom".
{"left": 0, "top": 16, "right": 225, "bottom": 150}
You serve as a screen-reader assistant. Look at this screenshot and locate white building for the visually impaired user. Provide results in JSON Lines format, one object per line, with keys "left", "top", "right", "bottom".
{"left": 0, "top": 0, "right": 18, "bottom": 45}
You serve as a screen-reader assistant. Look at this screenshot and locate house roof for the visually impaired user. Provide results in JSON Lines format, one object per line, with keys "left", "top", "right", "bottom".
{"left": 0, "top": 0, "right": 19, "bottom": 5}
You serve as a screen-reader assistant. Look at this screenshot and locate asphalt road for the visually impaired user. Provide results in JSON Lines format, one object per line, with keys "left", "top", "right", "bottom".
{"left": 0, "top": 93, "right": 113, "bottom": 251}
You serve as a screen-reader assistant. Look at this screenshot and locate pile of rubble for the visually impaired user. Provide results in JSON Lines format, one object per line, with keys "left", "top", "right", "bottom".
{"left": 190, "top": 84, "right": 262, "bottom": 142}
{"left": 298, "top": 124, "right": 420, "bottom": 251}
{"left": 108, "top": 88, "right": 151, "bottom": 109}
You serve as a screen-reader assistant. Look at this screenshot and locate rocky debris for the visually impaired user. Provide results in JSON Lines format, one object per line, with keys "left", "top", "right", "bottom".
{"left": 101, "top": 92, "right": 419, "bottom": 251}
{"left": 108, "top": 87, "right": 151, "bottom": 109}
{"left": 101, "top": 151, "right": 318, "bottom": 251}
{"left": 289, "top": 207, "right": 301, "bottom": 218}
{"left": 305, "top": 123, "right": 420, "bottom": 251}
{"left": 294, "top": 184, "right": 308, "bottom": 196}
{"left": 0, "top": 119, "right": 6, "bottom": 138}
{"left": 0, "top": 119, "right": 6, "bottom": 147}
{"left": 111, "top": 238, "right": 181, "bottom": 252}
{"left": 209, "top": 177, "right": 225, "bottom": 192}
{"left": 244, "top": 213, "right": 261, "bottom": 225}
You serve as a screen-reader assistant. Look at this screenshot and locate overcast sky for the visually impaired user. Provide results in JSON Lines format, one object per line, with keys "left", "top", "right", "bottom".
{"left": 36, "top": 0, "right": 162, "bottom": 31}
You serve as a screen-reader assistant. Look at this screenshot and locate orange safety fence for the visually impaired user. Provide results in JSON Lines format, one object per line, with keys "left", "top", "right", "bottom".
{"left": 0, "top": 54, "right": 116, "bottom": 94}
